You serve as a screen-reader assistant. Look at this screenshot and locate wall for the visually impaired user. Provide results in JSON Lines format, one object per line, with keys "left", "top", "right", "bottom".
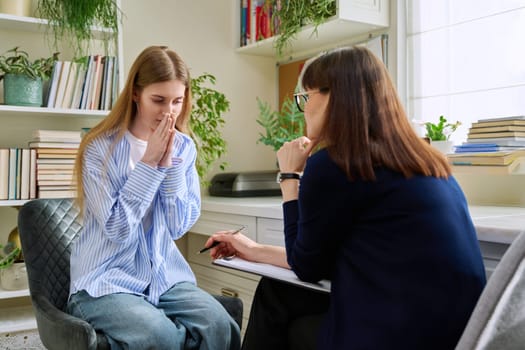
{"left": 120, "top": 0, "right": 279, "bottom": 183}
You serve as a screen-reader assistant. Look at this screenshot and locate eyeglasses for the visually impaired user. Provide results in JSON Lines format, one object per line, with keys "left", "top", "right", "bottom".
{"left": 293, "top": 88, "right": 328, "bottom": 112}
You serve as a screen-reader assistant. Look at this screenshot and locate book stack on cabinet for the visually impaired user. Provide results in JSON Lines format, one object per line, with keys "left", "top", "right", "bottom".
{"left": 29, "top": 129, "right": 80, "bottom": 199}
{"left": 450, "top": 117, "right": 525, "bottom": 206}
{"left": 450, "top": 116, "right": 525, "bottom": 175}
{"left": 448, "top": 149, "right": 525, "bottom": 175}
{"left": 465, "top": 116, "right": 525, "bottom": 147}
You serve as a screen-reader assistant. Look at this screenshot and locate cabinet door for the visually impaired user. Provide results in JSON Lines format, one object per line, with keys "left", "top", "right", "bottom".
{"left": 257, "top": 217, "right": 284, "bottom": 247}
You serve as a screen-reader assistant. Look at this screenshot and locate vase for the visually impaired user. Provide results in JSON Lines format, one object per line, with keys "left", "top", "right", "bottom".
{"left": 3, "top": 73, "right": 43, "bottom": 107}
{"left": 0, "top": 262, "right": 28, "bottom": 290}
{"left": 431, "top": 140, "right": 454, "bottom": 155}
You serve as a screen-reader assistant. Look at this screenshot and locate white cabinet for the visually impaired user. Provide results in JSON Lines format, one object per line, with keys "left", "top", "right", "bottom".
{"left": 0, "top": 8, "right": 123, "bottom": 335}
{"left": 237, "top": 0, "right": 390, "bottom": 58}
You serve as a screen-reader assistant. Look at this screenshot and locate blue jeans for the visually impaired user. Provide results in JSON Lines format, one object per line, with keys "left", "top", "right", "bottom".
{"left": 67, "top": 282, "right": 240, "bottom": 350}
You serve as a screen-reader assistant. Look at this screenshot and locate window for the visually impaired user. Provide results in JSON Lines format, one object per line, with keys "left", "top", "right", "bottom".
{"left": 407, "top": 0, "right": 525, "bottom": 144}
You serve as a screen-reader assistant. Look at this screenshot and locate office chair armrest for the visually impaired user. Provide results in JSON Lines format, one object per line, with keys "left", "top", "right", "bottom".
{"left": 32, "top": 294, "right": 104, "bottom": 350}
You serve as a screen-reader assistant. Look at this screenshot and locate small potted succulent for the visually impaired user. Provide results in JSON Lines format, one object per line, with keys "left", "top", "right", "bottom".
{"left": 0, "top": 47, "right": 59, "bottom": 107}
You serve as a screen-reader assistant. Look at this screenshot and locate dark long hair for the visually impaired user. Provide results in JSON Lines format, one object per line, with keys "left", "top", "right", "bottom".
{"left": 301, "top": 46, "right": 450, "bottom": 180}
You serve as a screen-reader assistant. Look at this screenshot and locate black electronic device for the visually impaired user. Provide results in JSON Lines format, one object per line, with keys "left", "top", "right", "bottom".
{"left": 209, "top": 171, "right": 281, "bottom": 197}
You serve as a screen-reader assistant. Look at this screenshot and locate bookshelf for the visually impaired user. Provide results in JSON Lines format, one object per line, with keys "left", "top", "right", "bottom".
{"left": 0, "top": 104, "right": 109, "bottom": 118}
{"left": 237, "top": 0, "right": 390, "bottom": 59}
{"left": 0, "top": 2, "right": 123, "bottom": 335}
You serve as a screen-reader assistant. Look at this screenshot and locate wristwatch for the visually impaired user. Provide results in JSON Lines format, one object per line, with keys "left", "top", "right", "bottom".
{"left": 276, "top": 172, "right": 301, "bottom": 183}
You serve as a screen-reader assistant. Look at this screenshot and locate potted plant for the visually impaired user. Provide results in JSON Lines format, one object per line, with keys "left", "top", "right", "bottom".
{"left": 256, "top": 95, "right": 305, "bottom": 151}
{"left": 424, "top": 115, "right": 461, "bottom": 154}
{"left": 35, "top": 0, "right": 122, "bottom": 57}
{"left": 190, "top": 73, "right": 230, "bottom": 183}
{"left": 272, "top": 0, "right": 336, "bottom": 56}
{"left": 0, "top": 47, "right": 59, "bottom": 107}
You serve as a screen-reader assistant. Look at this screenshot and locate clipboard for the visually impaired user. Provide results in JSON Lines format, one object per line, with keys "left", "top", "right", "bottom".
{"left": 213, "top": 256, "right": 331, "bottom": 293}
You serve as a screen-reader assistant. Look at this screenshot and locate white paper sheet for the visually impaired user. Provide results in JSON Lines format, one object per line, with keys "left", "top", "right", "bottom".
{"left": 213, "top": 257, "right": 331, "bottom": 293}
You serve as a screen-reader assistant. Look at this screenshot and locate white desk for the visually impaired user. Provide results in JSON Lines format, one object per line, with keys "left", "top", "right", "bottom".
{"left": 200, "top": 196, "right": 525, "bottom": 244}
{"left": 469, "top": 206, "right": 525, "bottom": 244}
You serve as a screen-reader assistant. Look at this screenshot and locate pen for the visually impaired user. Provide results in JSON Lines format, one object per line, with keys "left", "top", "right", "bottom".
{"left": 197, "top": 225, "right": 245, "bottom": 254}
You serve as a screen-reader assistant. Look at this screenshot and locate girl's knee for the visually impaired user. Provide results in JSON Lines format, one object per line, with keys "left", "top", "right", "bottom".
{"left": 124, "top": 317, "right": 186, "bottom": 350}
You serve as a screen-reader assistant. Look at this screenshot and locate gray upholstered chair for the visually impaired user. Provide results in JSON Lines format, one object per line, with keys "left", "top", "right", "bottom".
{"left": 456, "top": 230, "right": 525, "bottom": 350}
{"left": 18, "top": 198, "right": 242, "bottom": 350}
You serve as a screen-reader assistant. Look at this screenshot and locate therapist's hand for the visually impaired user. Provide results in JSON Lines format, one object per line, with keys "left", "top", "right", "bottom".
{"left": 276, "top": 136, "right": 317, "bottom": 173}
{"left": 206, "top": 231, "right": 260, "bottom": 261}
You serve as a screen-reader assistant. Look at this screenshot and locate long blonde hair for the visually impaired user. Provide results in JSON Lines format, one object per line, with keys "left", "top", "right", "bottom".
{"left": 74, "top": 46, "right": 192, "bottom": 213}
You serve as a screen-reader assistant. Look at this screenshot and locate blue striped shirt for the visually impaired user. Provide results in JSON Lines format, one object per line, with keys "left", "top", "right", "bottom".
{"left": 69, "top": 129, "right": 200, "bottom": 305}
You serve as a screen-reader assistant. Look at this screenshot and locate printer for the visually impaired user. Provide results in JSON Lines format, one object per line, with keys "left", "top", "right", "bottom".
{"left": 209, "top": 170, "right": 281, "bottom": 197}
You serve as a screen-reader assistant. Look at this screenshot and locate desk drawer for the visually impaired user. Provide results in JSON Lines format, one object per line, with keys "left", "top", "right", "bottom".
{"left": 190, "top": 211, "right": 256, "bottom": 240}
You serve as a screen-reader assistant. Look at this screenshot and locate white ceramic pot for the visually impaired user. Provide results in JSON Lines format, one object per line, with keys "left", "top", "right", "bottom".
{"left": 431, "top": 140, "right": 454, "bottom": 155}
{"left": 0, "top": 262, "right": 28, "bottom": 290}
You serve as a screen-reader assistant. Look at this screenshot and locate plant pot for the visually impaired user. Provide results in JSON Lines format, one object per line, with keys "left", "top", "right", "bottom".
{"left": 0, "top": 262, "right": 28, "bottom": 290}
{"left": 431, "top": 140, "right": 454, "bottom": 154}
{"left": 3, "top": 73, "right": 43, "bottom": 107}
{"left": 0, "top": 0, "right": 32, "bottom": 16}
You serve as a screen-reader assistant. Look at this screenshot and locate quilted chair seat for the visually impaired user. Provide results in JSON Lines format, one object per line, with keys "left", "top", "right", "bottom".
{"left": 18, "top": 198, "right": 242, "bottom": 350}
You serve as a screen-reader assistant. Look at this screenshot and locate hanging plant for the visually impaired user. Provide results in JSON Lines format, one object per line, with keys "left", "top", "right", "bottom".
{"left": 273, "top": 0, "right": 336, "bottom": 56}
{"left": 190, "top": 73, "right": 230, "bottom": 183}
{"left": 35, "top": 0, "right": 122, "bottom": 57}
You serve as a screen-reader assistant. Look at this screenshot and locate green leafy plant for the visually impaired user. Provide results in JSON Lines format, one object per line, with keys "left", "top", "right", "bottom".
{"left": 35, "top": 0, "right": 122, "bottom": 57}
{"left": 273, "top": 0, "right": 336, "bottom": 56}
{"left": 425, "top": 115, "right": 461, "bottom": 141}
{"left": 190, "top": 73, "right": 230, "bottom": 182}
{"left": 0, "top": 47, "right": 59, "bottom": 81}
{"left": 0, "top": 242, "right": 21, "bottom": 270}
{"left": 256, "top": 95, "right": 305, "bottom": 151}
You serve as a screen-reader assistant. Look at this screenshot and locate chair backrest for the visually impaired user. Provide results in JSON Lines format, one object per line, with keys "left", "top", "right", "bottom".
{"left": 456, "top": 230, "right": 525, "bottom": 350}
{"left": 17, "top": 198, "right": 81, "bottom": 311}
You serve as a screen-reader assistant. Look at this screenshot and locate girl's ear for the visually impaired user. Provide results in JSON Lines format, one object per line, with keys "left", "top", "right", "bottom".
{"left": 132, "top": 89, "right": 139, "bottom": 103}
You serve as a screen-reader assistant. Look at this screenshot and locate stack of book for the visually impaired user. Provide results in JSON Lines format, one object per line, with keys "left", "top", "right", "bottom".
{"left": 448, "top": 149, "right": 525, "bottom": 175}
{"left": 30, "top": 129, "right": 81, "bottom": 199}
{"left": 463, "top": 116, "right": 525, "bottom": 148}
